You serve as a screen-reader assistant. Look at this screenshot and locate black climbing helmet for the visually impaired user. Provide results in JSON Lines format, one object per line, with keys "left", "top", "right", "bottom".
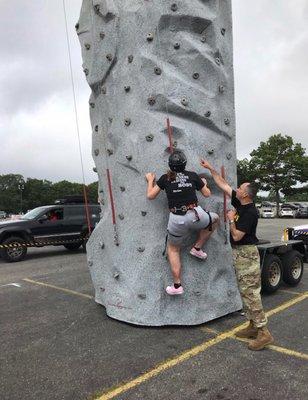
{"left": 168, "top": 150, "right": 187, "bottom": 172}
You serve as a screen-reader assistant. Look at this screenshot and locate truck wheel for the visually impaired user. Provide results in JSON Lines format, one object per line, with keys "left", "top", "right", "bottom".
{"left": 282, "top": 250, "right": 304, "bottom": 286}
{"left": 0, "top": 236, "right": 27, "bottom": 262}
{"left": 63, "top": 243, "right": 81, "bottom": 251}
{"left": 261, "top": 254, "right": 282, "bottom": 293}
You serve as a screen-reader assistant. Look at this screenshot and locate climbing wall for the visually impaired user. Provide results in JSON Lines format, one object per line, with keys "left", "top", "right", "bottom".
{"left": 77, "top": 0, "right": 242, "bottom": 325}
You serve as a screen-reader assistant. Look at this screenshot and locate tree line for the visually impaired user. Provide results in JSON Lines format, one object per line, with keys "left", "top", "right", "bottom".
{"left": 0, "top": 134, "right": 307, "bottom": 214}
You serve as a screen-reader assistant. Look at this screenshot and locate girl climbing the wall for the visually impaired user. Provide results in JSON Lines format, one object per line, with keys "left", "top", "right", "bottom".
{"left": 145, "top": 150, "right": 219, "bottom": 295}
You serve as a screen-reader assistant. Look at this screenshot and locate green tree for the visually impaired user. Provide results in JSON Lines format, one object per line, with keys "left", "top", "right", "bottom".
{"left": 249, "top": 134, "right": 307, "bottom": 210}
{"left": 23, "top": 179, "right": 53, "bottom": 211}
{"left": 0, "top": 174, "right": 25, "bottom": 213}
{"left": 237, "top": 158, "right": 257, "bottom": 185}
{"left": 87, "top": 181, "right": 99, "bottom": 203}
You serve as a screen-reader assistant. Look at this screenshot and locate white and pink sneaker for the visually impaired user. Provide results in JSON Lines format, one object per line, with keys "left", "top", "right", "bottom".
{"left": 166, "top": 285, "right": 184, "bottom": 295}
{"left": 190, "top": 247, "right": 208, "bottom": 260}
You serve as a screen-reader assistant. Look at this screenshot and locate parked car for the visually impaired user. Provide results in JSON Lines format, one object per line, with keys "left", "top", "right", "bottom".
{"left": 260, "top": 208, "right": 275, "bottom": 218}
{"left": 0, "top": 203, "right": 100, "bottom": 262}
{"left": 295, "top": 206, "right": 308, "bottom": 218}
{"left": 279, "top": 207, "right": 295, "bottom": 218}
{"left": 0, "top": 211, "right": 7, "bottom": 220}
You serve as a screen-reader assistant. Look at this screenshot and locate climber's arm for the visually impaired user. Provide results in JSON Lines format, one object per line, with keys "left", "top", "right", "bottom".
{"left": 200, "top": 178, "right": 211, "bottom": 197}
{"left": 200, "top": 159, "right": 232, "bottom": 197}
{"left": 146, "top": 173, "right": 161, "bottom": 200}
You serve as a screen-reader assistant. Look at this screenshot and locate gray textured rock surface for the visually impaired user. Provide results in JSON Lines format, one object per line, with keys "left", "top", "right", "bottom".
{"left": 78, "top": 0, "right": 242, "bottom": 325}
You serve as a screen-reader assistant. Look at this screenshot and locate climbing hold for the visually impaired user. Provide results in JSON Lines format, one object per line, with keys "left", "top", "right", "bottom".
{"left": 181, "top": 97, "right": 188, "bottom": 106}
{"left": 89, "top": 102, "right": 95, "bottom": 108}
{"left": 94, "top": 149, "right": 99, "bottom": 156}
{"left": 205, "top": 111, "right": 211, "bottom": 118}
{"left": 173, "top": 140, "right": 178, "bottom": 148}
{"left": 221, "top": 28, "right": 226, "bottom": 36}
{"left": 100, "top": 287, "right": 105, "bottom": 292}
{"left": 174, "top": 42, "right": 180, "bottom": 50}
{"left": 171, "top": 3, "right": 178, "bottom": 12}
{"left": 215, "top": 57, "right": 221, "bottom": 65}
{"left": 100, "top": 242, "right": 105, "bottom": 249}
{"left": 138, "top": 294, "right": 146, "bottom": 300}
{"left": 113, "top": 272, "right": 120, "bottom": 279}
{"left": 94, "top": 4, "right": 100, "bottom": 13}
{"left": 88, "top": 260, "right": 93, "bottom": 267}
{"left": 85, "top": 43, "right": 91, "bottom": 50}
{"left": 154, "top": 67, "right": 162, "bottom": 75}
{"left": 193, "top": 72, "right": 199, "bottom": 80}
{"left": 194, "top": 291, "right": 201, "bottom": 297}
{"left": 219, "top": 85, "right": 225, "bottom": 93}
{"left": 126, "top": 155, "right": 133, "bottom": 161}
{"left": 124, "top": 118, "right": 131, "bottom": 126}
{"left": 120, "top": 186, "right": 126, "bottom": 192}
{"left": 118, "top": 213, "right": 124, "bottom": 220}
{"left": 106, "top": 53, "right": 113, "bottom": 61}
{"left": 224, "top": 118, "right": 230, "bottom": 126}
{"left": 207, "top": 149, "right": 214, "bottom": 155}
{"left": 94, "top": 125, "right": 98, "bottom": 132}
{"left": 108, "top": 117, "right": 113, "bottom": 123}
{"left": 107, "top": 149, "right": 113, "bottom": 156}
{"left": 75, "top": 22, "right": 79, "bottom": 30}
{"left": 146, "top": 134, "right": 154, "bottom": 142}
{"left": 128, "top": 55, "right": 134, "bottom": 63}
{"left": 226, "top": 153, "right": 232, "bottom": 160}
{"left": 83, "top": 68, "right": 89, "bottom": 76}
{"left": 200, "top": 35, "right": 206, "bottom": 43}
{"left": 148, "top": 96, "right": 156, "bottom": 106}
{"left": 147, "top": 33, "right": 154, "bottom": 41}
{"left": 99, "top": 32, "right": 105, "bottom": 39}
{"left": 141, "top": 211, "right": 147, "bottom": 216}
{"left": 101, "top": 86, "right": 107, "bottom": 94}
{"left": 137, "top": 246, "right": 145, "bottom": 252}
{"left": 124, "top": 85, "right": 131, "bottom": 92}
{"left": 93, "top": 167, "right": 97, "bottom": 173}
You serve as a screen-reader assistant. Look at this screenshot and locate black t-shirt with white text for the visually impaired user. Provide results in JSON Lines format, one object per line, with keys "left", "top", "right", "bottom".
{"left": 157, "top": 171, "right": 205, "bottom": 209}
{"left": 231, "top": 190, "right": 259, "bottom": 246}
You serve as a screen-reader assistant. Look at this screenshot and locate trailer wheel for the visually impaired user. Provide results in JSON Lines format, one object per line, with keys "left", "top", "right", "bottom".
{"left": 282, "top": 250, "right": 304, "bottom": 286}
{"left": 261, "top": 254, "right": 282, "bottom": 293}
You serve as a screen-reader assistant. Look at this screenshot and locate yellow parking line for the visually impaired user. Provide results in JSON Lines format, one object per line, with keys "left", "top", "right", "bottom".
{"left": 278, "top": 289, "right": 304, "bottom": 296}
{"left": 23, "top": 278, "right": 93, "bottom": 300}
{"left": 95, "top": 291, "right": 308, "bottom": 400}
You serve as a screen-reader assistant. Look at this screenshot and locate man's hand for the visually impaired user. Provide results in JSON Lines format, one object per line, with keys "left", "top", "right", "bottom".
{"left": 145, "top": 172, "right": 155, "bottom": 182}
{"left": 200, "top": 159, "right": 213, "bottom": 170}
{"left": 227, "top": 209, "right": 236, "bottom": 221}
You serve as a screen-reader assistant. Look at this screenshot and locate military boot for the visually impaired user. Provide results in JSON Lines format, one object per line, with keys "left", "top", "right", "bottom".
{"left": 248, "top": 327, "right": 274, "bottom": 351}
{"left": 235, "top": 321, "right": 258, "bottom": 339}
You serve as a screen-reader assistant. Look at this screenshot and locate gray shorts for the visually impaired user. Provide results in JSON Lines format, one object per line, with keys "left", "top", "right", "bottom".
{"left": 167, "top": 206, "right": 219, "bottom": 246}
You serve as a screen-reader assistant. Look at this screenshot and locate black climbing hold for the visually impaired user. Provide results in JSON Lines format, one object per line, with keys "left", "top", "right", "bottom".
{"left": 148, "top": 96, "right": 156, "bottom": 106}
{"left": 138, "top": 294, "right": 146, "bottom": 299}
{"left": 89, "top": 102, "right": 95, "bottom": 108}
{"left": 193, "top": 72, "right": 199, "bottom": 80}
{"left": 154, "top": 67, "right": 162, "bottom": 75}
{"left": 94, "top": 125, "right": 98, "bottom": 132}
{"left": 94, "top": 4, "right": 100, "bottom": 13}
{"left": 120, "top": 186, "right": 126, "bottom": 192}
{"left": 83, "top": 68, "right": 89, "bottom": 76}
{"left": 221, "top": 28, "right": 226, "bottom": 35}
{"left": 88, "top": 260, "right": 93, "bottom": 267}
{"left": 146, "top": 134, "right": 154, "bottom": 142}
{"left": 215, "top": 57, "right": 221, "bottom": 65}
{"left": 174, "top": 42, "right": 180, "bottom": 50}
{"left": 75, "top": 23, "right": 79, "bottom": 30}
{"left": 124, "top": 118, "right": 131, "bottom": 126}
{"left": 126, "top": 155, "right": 132, "bottom": 161}
{"left": 181, "top": 97, "right": 188, "bottom": 106}
{"left": 93, "top": 167, "right": 97, "bottom": 173}
{"left": 85, "top": 43, "right": 91, "bottom": 50}
{"left": 137, "top": 246, "right": 145, "bottom": 252}
{"left": 106, "top": 53, "right": 113, "bottom": 61}
{"left": 124, "top": 85, "right": 131, "bottom": 92}
{"left": 219, "top": 85, "right": 225, "bottom": 93}
{"left": 200, "top": 35, "right": 206, "bottom": 43}
{"left": 94, "top": 149, "right": 99, "bottom": 156}
{"left": 173, "top": 141, "right": 178, "bottom": 148}
{"left": 107, "top": 149, "right": 113, "bottom": 156}
{"left": 171, "top": 3, "right": 178, "bottom": 11}
{"left": 101, "top": 86, "right": 107, "bottom": 94}
{"left": 141, "top": 211, "right": 147, "bottom": 216}
{"left": 226, "top": 153, "right": 232, "bottom": 160}
{"left": 224, "top": 118, "right": 230, "bottom": 126}
{"left": 100, "top": 287, "right": 105, "bottom": 291}
{"left": 114, "top": 272, "right": 119, "bottom": 279}
{"left": 108, "top": 117, "right": 113, "bottom": 123}
{"left": 118, "top": 214, "right": 124, "bottom": 220}
{"left": 208, "top": 149, "right": 214, "bottom": 155}
{"left": 147, "top": 33, "right": 154, "bottom": 41}
{"left": 128, "top": 55, "right": 134, "bottom": 63}
{"left": 205, "top": 111, "right": 211, "bottom": 118}
{"left": 99, "top": 32, "right": 105, "bottom": 39}
{"left": 100, "top": 242, "right": 105, "bottom": 249}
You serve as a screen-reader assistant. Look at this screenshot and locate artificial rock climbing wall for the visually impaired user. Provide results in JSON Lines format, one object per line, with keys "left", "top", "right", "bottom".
{"left": 77, "top": 0, "right": 242, "bottom": 325}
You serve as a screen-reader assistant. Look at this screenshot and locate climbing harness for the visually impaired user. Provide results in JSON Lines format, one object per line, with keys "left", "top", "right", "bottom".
{"left": 169, "top": 202, "right": 198, "bottom": 215}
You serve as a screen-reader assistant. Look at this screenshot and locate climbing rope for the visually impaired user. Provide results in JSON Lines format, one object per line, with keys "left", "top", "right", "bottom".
{"left": 62, "top": 0, "right": 92, "bottom": 236}
{"left": 221, "top": 165, "right": 228, "bottom": 244}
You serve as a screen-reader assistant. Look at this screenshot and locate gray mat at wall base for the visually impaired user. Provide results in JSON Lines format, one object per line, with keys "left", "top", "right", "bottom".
{"left": 79, "top": 0, "right": 242, "bottom": 325}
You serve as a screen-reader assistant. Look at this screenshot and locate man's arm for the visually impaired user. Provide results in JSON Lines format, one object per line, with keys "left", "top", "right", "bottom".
{"left": 145, "top": 173, "right": 161, "bottom": 200}
{"left": 200, "top": 159, "right": 232, "bottom": 197}
{"left": 227, "top": 210, "right": 245, "bottom": 242}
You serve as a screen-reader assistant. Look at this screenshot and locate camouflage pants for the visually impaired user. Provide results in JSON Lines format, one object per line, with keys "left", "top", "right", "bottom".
{"left": 232, "top": 245, "right": 267, "bottom": 328}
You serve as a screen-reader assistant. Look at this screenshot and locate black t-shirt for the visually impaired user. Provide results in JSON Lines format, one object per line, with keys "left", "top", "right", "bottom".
{"left": 156, "top": 170, "right": 205, "bottom": 208}
{"left": 231, "top": 190, "right": 259, "bottom": 246}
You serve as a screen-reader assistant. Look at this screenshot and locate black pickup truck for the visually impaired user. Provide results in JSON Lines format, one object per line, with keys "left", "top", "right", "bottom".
{"left": 0, "top": 203, "right": 100, "bottom": 262}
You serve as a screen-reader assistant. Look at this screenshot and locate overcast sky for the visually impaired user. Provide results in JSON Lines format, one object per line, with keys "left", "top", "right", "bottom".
{"left": 0, "top": 0, "right": 307, "bottom": 184}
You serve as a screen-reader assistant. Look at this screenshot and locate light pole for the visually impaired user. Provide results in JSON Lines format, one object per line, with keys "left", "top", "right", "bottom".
{"left": 18, "top": 184, "right": 24, "bottom": 214}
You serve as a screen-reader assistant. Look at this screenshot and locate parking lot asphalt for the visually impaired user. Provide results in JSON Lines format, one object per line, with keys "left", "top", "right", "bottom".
{"left": 0, "top": 218, "right": 307, "bottom": 400}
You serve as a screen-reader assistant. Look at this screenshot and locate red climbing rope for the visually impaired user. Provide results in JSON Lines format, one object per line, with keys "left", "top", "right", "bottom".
{"left": 166, "top": 117, "right": 174, "bottom": 154}
{"left": 106, "top": 169, "right": 116, "bottom": 225}
{"left": 221, "top": 166, "right": 227, "bottom": 224}
{"left": 82, "top": 185, "right": 92, "bottom": 235}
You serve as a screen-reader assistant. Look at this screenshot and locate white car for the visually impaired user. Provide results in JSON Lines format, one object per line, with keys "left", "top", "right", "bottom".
{"left": 260, "top": 208, "right": 275, "bottom": 218}
{"left": 279, "top": 208, "right": 295, "bottom": 218}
